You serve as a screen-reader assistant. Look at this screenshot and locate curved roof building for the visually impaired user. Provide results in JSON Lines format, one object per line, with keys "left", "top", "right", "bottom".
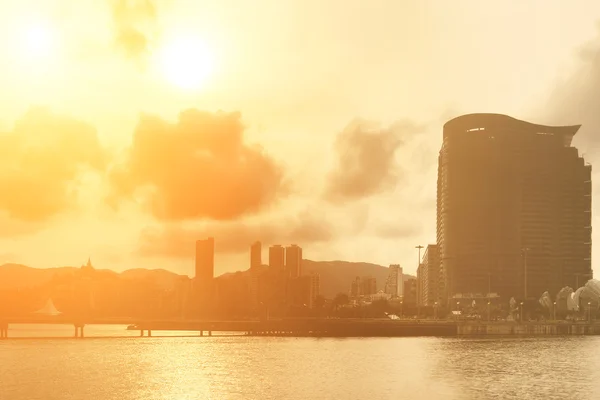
{"left": 437, "top": 114, "right": 592, "bottom": 303}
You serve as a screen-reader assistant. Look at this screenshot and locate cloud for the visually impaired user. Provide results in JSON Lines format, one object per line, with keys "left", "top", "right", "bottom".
{"left": 545, "top": 25, "right": 600, "bottom": 160}
{"left": 0, "top": 107, "right": 107, "bottom": 225}
{"left": 374, "top": 221, "right": 422, "bottom": 239}
{"left": 324, "top": 118, "right": 425, "bottom": 203}
{"left": 137, "top": 210, "right": 333, "bottom": 258}
{"left": 109, "top": 109, "right": 285, "bottom": 221}
{"left": 111, "top": 0, "right": 157, "bottom": 60}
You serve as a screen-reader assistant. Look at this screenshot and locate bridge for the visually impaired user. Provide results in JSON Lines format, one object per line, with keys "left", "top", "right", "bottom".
{"left": 0, "top": 316, "right": 458, "bottom": 338}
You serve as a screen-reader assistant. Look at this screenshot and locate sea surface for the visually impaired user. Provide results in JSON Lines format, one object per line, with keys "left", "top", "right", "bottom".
{"left": 1, "top": 324, "right": 599, "bottom": 400}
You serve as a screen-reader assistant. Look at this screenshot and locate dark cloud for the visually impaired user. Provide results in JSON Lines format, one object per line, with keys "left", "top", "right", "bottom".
{"left": 324, "top": 118, "right": 425, "bottom": 203}
{"left": 109, "top": 109, "right": 285, "bottom": 221}
{"left": 111, "top": 0, "right": 157, "bottom": 60}
{"left": 0, "top": 107, "right": 106, "bottom": 224}
{"left": 545, "top": 25, "right": 600, "bottom": 160}
{"left": 137, "top": 210, "right": 333, "bottom": 258}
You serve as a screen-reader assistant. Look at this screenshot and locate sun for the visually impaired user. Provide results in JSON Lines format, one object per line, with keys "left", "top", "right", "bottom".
{"left": 20, "top": 20, "right": 56, "bottom": 61}
{"left": 160, "top": 36, "right": 214, "bottom": 90}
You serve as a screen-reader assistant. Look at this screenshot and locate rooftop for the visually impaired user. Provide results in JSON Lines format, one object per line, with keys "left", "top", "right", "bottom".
{"left": 444, "top": 113, "right": 581, "bottom": 146}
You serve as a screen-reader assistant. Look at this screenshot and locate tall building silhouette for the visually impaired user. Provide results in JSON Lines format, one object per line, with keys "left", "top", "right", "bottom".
{"left": 250, "top": 241, "right": 262, "bottom": 269}
{"left": 438, "top": 114, "right": 592, "bottom": 302}
{"left": 418, "top": 245, "right": 440, "bottom": 306}
{"left": 195, "top": 237, "right": 215, "bottom": 293}
{"left": 384, "top": 264, "right": 403, "bottom": 297}
{"left": 285, "top": 244, "right": 303, "bottom": 278}
{"left": 269, "top": 245, "right": 285, "bottom": 270}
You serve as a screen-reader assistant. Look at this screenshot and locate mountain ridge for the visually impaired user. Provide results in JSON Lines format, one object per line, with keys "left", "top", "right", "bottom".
{"left": 0, "top": 261, "right": 415, "bottom": 298}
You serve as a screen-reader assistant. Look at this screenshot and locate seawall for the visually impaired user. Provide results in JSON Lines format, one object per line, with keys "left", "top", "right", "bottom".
{"left": 457, "top": 322, "right": 600, "bottom": 336}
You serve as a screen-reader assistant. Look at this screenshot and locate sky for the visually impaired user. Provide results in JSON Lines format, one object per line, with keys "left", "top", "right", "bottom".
{"left": 1, "top": 0, "right": 600, "bottom": 278}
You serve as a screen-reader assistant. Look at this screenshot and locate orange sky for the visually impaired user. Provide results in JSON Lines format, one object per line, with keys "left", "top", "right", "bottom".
{"left": 1, "top": 0, "right": 600, "bottom": 277}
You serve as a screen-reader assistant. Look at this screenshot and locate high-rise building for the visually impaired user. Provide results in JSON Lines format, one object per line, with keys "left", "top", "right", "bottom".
{"left": 350, "top": 276, "right": 377, "bottom": 298}
{"left": 195, "top": 237, "right": 215, "bottom": 295}
{"left": 350, "top": 276, "right": 362, "bottom": 297}
{"left": 289, "top": 273, "right": 320, "bottom": 308}
{"left": 416, "top": 263, "right": 423, "bottom": 306}
{"left": 403, "top": 278, "right": 417, "bottom": 306}
{"left": 269, "top": 245, "right": 285, "bottom": 270}
{"left": 285, "top": 244, "right": 303, "bottom": 278}
{"left": 362, "top": 276, "right": 377, "bottom": 296}
{"left": 438, "top": 114, "right": 592, "bottom": 301}
{"left": 419, "top": 245, "right": 440, "bottom": 306}
{"left": 384, "top": 264, "right": 403, "bottom": 297}
{"left": 250, "top": 241, "right": 262, "bottom": 269}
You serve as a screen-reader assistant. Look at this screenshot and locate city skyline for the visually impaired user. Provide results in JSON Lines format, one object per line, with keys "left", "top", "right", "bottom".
{"left": 1, "top": 2, "right": 600, "bottom": 279}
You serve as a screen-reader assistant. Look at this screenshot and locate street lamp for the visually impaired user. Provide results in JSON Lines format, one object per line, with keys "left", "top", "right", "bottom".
{"left": 487, "top": 301, "right": 491, "bottom": 322}
{"left": 553, "top": 301, "right": 556, "bottom": 321}
{"left": 520, "top": 301, "right": 524, "bottom": 323}
{"left": 400, "top": 301, "right": 403, "bottom": 319}
{"left": 588, "top": 302, "right": 592, "bottom": 322}
{"left": 434, "top": 301, "right": 438, "bottom": 320}
{"left": 521, "top": 248, "right": 530, "bottom": 300}
{"left": 456, "top": 301, "right": 460, "bottom": 321}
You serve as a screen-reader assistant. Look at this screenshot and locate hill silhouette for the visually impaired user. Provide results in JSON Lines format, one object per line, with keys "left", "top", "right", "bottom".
{"left": 0, "top": 261, "right": 414, "bottom": 299}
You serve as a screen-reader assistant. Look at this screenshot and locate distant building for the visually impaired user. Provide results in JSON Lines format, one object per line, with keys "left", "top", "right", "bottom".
{"left": 438, "top": 114, "right": 592, "bottom": 301}
{"left": 257, "top": 267, "right": 287, "bottom": 317}
{"left": 309, "top": 274, "right": 320, "bottom": 307}
{"left": 403, "top": 278, "right": 417, "bottom": 306}
{"left": 269, "top": 245, "right": 285, "bottom": 270}
{"left": 80, "top": 257, "right": 95, "bottom": 279}
{"left": 416, "top": 263, "right": 423, "bottom": 306}
{"left": 371, "top": 290, "right": 392, "bottom": 302}
{"left": 350, "top": 276, "right": 362, "bottom": 297}
{"left": 362, "top": 276, "right": 377, "bottom": 296}
{"left": 286, "top": 244, "right": 303, "bottom": 278}
{"left": 250, "top": 241, "right": 262, "bottom": 269}
{"left": 419, "top": 245, "right": 440, "bottom": 306}
{"left": 289, "top": 274, "right": 320, "bottom": 308}
{"left": 384, "top": 264, "right": 403, "bottom": 298}
{"left": 351, "top": 276, "right": 377, "bottom": 297}
{"left": 195, "top": 237, "right": 215, "bottom": 296}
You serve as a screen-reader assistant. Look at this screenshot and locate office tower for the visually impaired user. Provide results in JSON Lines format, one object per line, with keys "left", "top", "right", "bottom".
{"left": 438, "top": 113, "right": 592, "bottom": 301}
{"left": 416, "top": 264, "right": 422, "bottom": 306}
{"left": 269, "top": 245, "right": 285, "bottom": 269}
{"left": 362, "top": 276, "right": 377, "bottom": 296}
{"left": 250, "top": 241, "right": 262, "bottom": 269}
{"left": 419, "top": 245, "right": 440, "bottom": 306}
{"left": 285, "top": 244, "right": 303, "bottom": 278}
{"left": 350, "top": 276, "right": 376, "bottom": 297}
{"left": 350, "top": 276, "right": 362, "bottom": 297}
{"left": 195, "top": 237, "right": 215, "bottom": 294}
{"left": 384, "top": 264, "right": 403, "bottom": 297}
{"left": 289, "top": 273, "right": 320, "bottom": 308}
{"left": 403, "top": 278, "right": 417, "bottom": 306}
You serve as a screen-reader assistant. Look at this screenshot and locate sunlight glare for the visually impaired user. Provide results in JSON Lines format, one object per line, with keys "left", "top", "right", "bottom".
{"left": 20, "top": 21, "right": 55, "bottom": 61}
{"left": 160, "top": 36, "right": 214, "bottom": 90}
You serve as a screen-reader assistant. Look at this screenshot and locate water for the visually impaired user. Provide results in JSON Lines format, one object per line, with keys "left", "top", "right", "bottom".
{"left": 1, "top": 325, "right": 600, "bottom": 400}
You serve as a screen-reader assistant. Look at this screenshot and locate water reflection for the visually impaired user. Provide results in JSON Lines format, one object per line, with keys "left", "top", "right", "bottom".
{"left": 2, "top": 327, "right": 600, "bottom": 400}
{"left": 429, "top": 337, "right": 600, "bottom": 400}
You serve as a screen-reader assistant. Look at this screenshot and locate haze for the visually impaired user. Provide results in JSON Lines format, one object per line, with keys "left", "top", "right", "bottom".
{"left": 1, "top": 0, "right": 600, "bottom": 277}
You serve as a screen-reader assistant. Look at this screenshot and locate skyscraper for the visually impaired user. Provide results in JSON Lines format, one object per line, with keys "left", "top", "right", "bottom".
{"left": 384, "top": 264, "right": 403, "bottom": 297}
{"left": 250, "top": 241, "right": 262, "bottom": 269}
{"left": 269, "top": 245, "right": 285, "bottom": 270}
{"left": 419, "top": 245, "right": 440, "bottom": 306}
{"left": 437, "top": 114, "right": 592, "bottom": 301}
{"left": 195, "top": 237, "right": 215, "bottom": 295}
{"left": 285, "top": 244, "right": 303, "bottom": 278}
